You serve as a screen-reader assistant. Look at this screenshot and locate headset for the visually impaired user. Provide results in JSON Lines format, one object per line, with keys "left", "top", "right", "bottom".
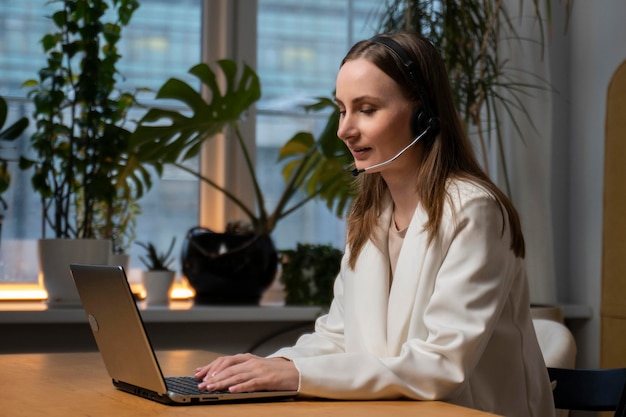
{"left": 369, "top": 35, "right": 440, "bottom": 138}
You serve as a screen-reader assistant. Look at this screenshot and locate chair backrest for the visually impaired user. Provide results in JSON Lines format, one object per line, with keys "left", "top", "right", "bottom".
{"left": 548, "top": 367, "right": 626, "bottom": 415}
{"left": 532, "top": 318, "right": 577, "bottom": 417}
{"left": 533, "top": 318, "right": 577, "bottom": 369}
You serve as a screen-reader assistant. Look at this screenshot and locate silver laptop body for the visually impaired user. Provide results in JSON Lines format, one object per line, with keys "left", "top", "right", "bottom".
{"left": 69, "top": 263, "right": 297, "bottom": 405}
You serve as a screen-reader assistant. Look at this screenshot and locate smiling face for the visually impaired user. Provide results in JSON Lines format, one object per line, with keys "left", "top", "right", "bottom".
{"left": 335, "top": 58, "right": 417, "bottom": 177}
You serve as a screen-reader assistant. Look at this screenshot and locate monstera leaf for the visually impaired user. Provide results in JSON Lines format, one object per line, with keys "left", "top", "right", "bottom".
{"left": 132, "top": 60, "right": 261, "bottom": 164}
{"left": 278, "top": 97, "right": 355, "bottom": 218}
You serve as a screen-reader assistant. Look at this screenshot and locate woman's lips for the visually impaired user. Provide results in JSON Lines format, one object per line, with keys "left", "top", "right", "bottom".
{"left": 351, "top": 146, "right": 371, "bottom": 160}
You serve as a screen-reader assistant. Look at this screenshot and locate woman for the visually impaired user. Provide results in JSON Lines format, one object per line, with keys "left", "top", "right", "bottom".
{"left": 195, "top": 32, "right": 555, "bottom": 417}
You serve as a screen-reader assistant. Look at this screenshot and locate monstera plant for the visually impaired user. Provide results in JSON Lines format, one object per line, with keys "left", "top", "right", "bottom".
{"left": 131, "top": 60, "right": 351, "bottom": 303}
{"left": 133, "top": 60, "right": 351, "bottom": 234}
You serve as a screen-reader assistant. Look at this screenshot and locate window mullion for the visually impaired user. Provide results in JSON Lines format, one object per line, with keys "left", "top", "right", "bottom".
{"left": 199, "top": 0, "right": 258, "bottom": 232}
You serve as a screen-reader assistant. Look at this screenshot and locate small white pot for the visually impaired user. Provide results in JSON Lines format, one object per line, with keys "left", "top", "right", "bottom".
{"left": 142, "top": 270, "right": 175, "bottom": 306}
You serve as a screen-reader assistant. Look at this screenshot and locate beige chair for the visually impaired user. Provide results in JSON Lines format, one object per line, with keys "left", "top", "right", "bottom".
{"left": 533, "top": 318, "right": 577, "bottom": 369}
{"left": 533, "top": 318, "right": 577, "bottom": 417}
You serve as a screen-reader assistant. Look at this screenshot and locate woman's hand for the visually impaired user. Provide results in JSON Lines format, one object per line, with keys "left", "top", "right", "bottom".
{"left": 194, "top": 353, "right": 299, "bottom": 393}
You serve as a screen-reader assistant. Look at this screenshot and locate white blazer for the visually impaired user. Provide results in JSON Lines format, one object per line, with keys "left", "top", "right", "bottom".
{"left": 271, "top": 179, "right": 555, "bottom": 417}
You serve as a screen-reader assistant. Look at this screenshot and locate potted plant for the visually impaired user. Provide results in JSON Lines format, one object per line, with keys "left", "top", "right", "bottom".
{"left": 135, "top": 237, "right": 176, "bottom": 306}
{"left": 131, "top": 60, "right": 351, "bottom": 304}
{"left": 19, "top": 0, "right": 152, "bottom": 305}
{"left": 279, "top": 243, "right": 343, "bottom": 309}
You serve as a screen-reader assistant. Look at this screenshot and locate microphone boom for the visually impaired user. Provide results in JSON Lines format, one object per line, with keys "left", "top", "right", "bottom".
{"left": 351, "top": 125, "right": 432, "bottom": 177}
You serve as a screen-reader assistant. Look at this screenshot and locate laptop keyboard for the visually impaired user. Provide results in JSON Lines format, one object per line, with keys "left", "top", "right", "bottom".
{"left": 165, "top": 376, "right": 229, "bottom": 395}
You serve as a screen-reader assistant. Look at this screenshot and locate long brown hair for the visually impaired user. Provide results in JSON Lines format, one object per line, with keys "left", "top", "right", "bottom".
{"left": 343, "top": 32, "right": 525, "bottom": 269}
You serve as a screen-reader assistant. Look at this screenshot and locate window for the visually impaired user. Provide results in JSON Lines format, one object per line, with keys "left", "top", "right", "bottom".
{"left": 0, "top": 0, "right": 381, "bottom": 286}
{"left": 0, "top": 0, "right": 202, "bottom": 284}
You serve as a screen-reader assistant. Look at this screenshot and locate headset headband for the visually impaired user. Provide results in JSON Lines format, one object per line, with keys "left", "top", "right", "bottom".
{"left": 369, "top": 35, "right": 434, "bottom": 114}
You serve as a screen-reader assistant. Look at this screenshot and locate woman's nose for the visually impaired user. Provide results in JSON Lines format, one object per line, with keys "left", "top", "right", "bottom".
{"left": 337, "top": 113, "right": 355, "bottom": 142}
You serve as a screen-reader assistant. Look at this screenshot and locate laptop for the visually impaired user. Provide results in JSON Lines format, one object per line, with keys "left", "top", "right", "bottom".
{"left": 69, "top": 263, "right": 298, "bottom": 405}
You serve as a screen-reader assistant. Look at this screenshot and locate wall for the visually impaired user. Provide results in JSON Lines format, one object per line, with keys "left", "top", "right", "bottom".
{"left": 551, "top": 2, "right": 626, "bottom": 368}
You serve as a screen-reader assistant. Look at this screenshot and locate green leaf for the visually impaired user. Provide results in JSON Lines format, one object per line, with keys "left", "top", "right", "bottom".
{"left": 0, "top": 97, "right": 6, "bottom": 127}
{"left": 41, "top": 33, "right": 58, "bottom": 52}
{"left": 0, "top": 118, "right": 29, "bottom": 141}
{"left": 276, "top": 97, "right": 355, "bottom": 218}
{"left": 0, "top": 162, "right": 10, "bottom": 194}
{"left": 0, "top": 96, "right": 29, "bottom": 141}
{"left": 18, "top": 157, "right": 35, "bottom": 170}
{"left": 132, "top": 60, "right": 261, "bottom": 165}
{"left": 278, "top": 132, "right": 315, "bottom": 161}
{"left": 21, "top": 79, "right": 39, "bottom": 88}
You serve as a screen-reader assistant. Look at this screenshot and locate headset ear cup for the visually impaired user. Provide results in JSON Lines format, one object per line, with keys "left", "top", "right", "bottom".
{"left": 411, "top": 108, "right": 429, "bottom": 136}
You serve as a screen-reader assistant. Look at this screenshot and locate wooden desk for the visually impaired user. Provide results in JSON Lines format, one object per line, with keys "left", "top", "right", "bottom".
{"left": 0, "top": 350, "right": 499, "bottom": 417}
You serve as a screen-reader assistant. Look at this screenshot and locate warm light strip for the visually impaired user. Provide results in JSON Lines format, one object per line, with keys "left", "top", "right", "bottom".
{"left": 171, "top": 286, "right": 195, "bottom": 300}
{"left": 0, "top": 282, "right": 194, "bottom": 301}
{"left": 0, "top": 288, "right": 48, "bottom": 301}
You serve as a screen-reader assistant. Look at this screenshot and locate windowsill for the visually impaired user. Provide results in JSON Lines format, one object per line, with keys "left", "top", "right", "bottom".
{"left": 1, "top": 284, "right": 592, "bottom": 321}
{"left": 0, "top": 297, "right": 591, "bottom": 323}
{"left": 0, "top": 300, "right": 324, "bottom": 324}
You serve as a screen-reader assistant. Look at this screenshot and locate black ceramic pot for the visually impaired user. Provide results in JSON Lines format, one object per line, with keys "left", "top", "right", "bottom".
{"left": 181, "top": 227, "right": 278, "bottom": 305}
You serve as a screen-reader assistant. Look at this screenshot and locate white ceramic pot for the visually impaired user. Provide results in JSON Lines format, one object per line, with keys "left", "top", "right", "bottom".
{"left": 38, "top": 238, "right": 111, "bottom": 307}
{"left": 142, "top": 270, "right": 175, "bottom": 306}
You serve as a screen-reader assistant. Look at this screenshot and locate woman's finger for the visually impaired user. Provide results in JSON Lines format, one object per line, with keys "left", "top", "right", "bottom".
{"left": 194, "top": 353, "right": 259, "bottom": 380}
